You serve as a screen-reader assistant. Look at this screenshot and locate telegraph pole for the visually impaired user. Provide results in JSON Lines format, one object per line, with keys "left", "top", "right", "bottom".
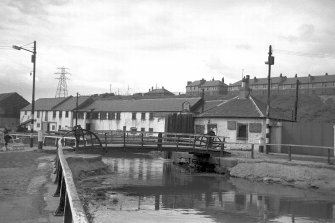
{"left": 265, "top": 45, "right": 274, "bottom": 154}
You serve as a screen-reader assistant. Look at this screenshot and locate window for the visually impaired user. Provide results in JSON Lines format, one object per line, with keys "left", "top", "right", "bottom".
{"left": 100, "top": 112, "right": 107, "bottom": 120}
{"left": 195, "top": 125, "right": 205, "bottom": 134}
{"left": 52, "top": 125, "right": 55, "bottom": 131}
{"left": 24, "top": 111, "right": 27, "bottom": 115}
{"left": 92, "top": 112, "right": 99, "bottom": 119}
{"left": 132, "top": 112, "right": 137, "bottom": 120}
{"left": 59, "top": 111, "right": 62, "bottom": 118}
{"left": 149, "top": 112, "right": 154, "bottom": 120}
{"left": 65, "top": 111, "right": 69, "bottom": 118}
{"left": 53, "top": 111, "right": 56, "bottom": 118}
{"left": 237, "top": 123, "right": 248, "bottom": 140}
{"left": 37, "top": 111, "right": 40, "bottom": 118}
{"left": 37, "top": 123, "right": 40, "bottom": 128}
{"left": 58, "top": 125, "right": 61, "bottom": 130}
{"left": 116, "top": 112, "right": 121, "bottom": 120}
{"left": 109, "top": 112, "right": 115, "bottom": 120}
{"left": 123, "top": 126, "right": 126, "bottom": 131}
{"left": 141, "top": 112, "right": 146, "bottom": 120}
{"left": 141, "top": 128, "right": 145, "bottom": 132}
{"left": 45, "top": 112, "right": 48, "bottom": 121}
{"left": 149, "top": 128, "right": 153, "bottom": 133}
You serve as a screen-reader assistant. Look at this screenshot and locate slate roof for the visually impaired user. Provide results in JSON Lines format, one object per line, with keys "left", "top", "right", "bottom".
{"left": 201, "top": 80, "right": 227, "bottom": 87}
{"left": 144, "top": 88, "right": 174, "bottom": 96}
{"left": 187, "top": 80, "right": 203, "bottom": 87}
{"left": 0, "top": 92, "right": 14, "bottom": 102}
{"left": 78, "top": 97, "right": 202, "bottom": 112}
{"left": 54, "top": 96, "right": 91, "bottom": 111}
{"left": 230, "top": 74, "right": 335, "bottom": 86}
{"left": 21, "top": 97, "right": 70, "bottom": 111}
{"left": 198, "top": 95, "right": 291, "bottom": 121}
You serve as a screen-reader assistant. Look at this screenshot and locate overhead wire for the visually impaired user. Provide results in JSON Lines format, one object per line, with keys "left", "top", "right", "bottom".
{"left": 273, "top": 48, "right": 335, "bottom": 59}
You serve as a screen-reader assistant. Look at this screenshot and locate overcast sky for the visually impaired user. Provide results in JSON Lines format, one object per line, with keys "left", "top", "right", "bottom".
{"left": 1, "top": 0, "right": 335, "bottom": 101}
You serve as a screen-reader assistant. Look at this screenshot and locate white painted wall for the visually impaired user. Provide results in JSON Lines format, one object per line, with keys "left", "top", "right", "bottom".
{"left": 20, "top": 110, "right": 74, "bottom": 131}
{"left": 75, "top": 112, "right": 166, "bottom": 132}
{"left": 194, "top": 117, "right": 267, "bottom": 150}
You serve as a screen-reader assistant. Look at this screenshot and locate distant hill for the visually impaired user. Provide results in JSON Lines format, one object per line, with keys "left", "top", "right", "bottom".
{"left": 253, "top": 94, "right": 335, "bottom": 124}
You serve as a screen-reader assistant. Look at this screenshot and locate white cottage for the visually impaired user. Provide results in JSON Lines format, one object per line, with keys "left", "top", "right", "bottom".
{"left": 194, "top": 76, "right": 291, "bottom": 151}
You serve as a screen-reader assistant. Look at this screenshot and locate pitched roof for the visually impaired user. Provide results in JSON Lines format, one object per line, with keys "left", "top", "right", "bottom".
{"left": 53, "top": 96, "right": 91, "bottom": 111}
{"left": 78, "top": 97, "right": 202, "bottom": 112}
{"left": 201, "top": 80, "right": 226, "bottom": 87}
{"left": 21, "top": 97, "right": 70, "bottom": 111}
{"left": 230, "top": 74, "right": 335, "bottom": 86}
{"left": 187, "top": 80, "right": 203, "bottom": 87}
{"left": 0, "top": 92, "right": 16, "bottom": 102}
{"left": 144, "top": 88, "right": 174, "bottom": 96}
{"left": 198, "top": 95, "right": 291, "bottom": 121}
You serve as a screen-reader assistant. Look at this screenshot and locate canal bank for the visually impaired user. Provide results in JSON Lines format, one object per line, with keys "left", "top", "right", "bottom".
{"left": 69, "top": 149, "right": 335, "bottom": 223}
{"left": 171, "top": 150, "right": 335, "bottom": 194}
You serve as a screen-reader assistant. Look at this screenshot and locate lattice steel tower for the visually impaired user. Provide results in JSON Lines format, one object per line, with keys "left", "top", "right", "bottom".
{"left": 55, "top": 67, "right": 70, "bottom": 98}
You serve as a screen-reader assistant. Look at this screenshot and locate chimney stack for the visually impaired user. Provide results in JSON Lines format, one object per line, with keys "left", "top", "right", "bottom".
{"left": 239, "top": 75, "right": 250, "bottom": 99}
{"left": 222, "top": 77, "right": 224, "bottom": 83}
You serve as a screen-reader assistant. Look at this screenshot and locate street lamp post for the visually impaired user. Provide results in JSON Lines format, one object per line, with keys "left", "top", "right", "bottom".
{"left": 13, "top": 41, "right": 37, "bottom": 148}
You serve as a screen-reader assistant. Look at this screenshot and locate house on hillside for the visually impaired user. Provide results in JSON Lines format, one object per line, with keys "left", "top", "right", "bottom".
{"left": 75, "top": 97, "right": 203, "bottom": 132}
{"left": 228, "top": 73, "right": 335, "bottom": 95}
{"left": 144, "top": 87, "right": 175, "bottom": 96}
{"left": 20, "top": 95, "right": 93, "bottom": 132}
{"left": 186, "top": 78, "right": 228, "bottom": 96}
{"left": 195, "top": 76, "right": 291, "bottom": 151}
{"left": 0, "top": 92, "right": 29, "bottom": 130}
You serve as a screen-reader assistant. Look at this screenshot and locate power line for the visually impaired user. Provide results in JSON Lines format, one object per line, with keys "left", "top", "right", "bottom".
{"left": 274, "top": 48, "right": 335, "bottom": 59}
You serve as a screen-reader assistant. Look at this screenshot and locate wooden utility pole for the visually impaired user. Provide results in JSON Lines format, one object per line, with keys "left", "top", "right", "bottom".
{"left": 294, "top": 79, "right": 299, "bottom": 121}
{"left": 265, "top": 45, "right": 274, "bottom": 153}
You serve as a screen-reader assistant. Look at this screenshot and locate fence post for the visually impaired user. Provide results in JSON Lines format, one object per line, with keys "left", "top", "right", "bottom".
{"left": 123, "top": 132, "right": 126, "bottom": 150}
{"left": 193, "top": 136, "right": 196, "bottom": 150}
{"left": 220, "top": 138, "right": 225, "bottom": 157}
{"left": 104, "top": 133, "right": 107, "bottom": 152}
{"left": 54, "top": 177, "right": 66, "bottom": 216}
{"left": 158, "top": 133, "right": 162, "bottom": 150}
{"left": 176, "top": 136, "right": 179, "bottom": 149}
{"left": 288, "top": 146, "right": 291, "bottom": 161}
{"left": 251, "top": 144, "right": 254, "bottom": 159}
{"left": 64, "top": 193, "right": 72, "bottom": 223}
{"left": 328, "top": 148, "right": 331, "bottom": 165}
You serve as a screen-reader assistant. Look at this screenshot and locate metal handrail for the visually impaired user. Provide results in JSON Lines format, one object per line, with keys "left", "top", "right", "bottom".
{"left": 53, "top": 140, "right": 89, "bottom": 223}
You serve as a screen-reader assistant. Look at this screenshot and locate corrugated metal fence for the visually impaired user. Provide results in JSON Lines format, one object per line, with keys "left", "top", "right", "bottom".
{"left": 282, "top": 121, "right": 334, "bottom": 156}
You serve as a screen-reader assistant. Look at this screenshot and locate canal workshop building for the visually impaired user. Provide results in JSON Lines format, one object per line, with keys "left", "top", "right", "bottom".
{"left": 20, "top": 95, "right": 93, "bottom": 132}
{"left": 194, "top": 75, "right": 291, "bottom": 151}
{"left": 75, "top": 97, "right": 203, "bottom": 132}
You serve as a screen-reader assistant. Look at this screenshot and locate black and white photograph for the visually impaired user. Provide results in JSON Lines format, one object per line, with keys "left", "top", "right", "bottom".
{"left": 1, "top": 0, "right": 335, "bottom": 222}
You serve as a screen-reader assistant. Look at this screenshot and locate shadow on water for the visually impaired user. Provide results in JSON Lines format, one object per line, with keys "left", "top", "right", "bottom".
{"left": 77, "top": 154, "right": 335, "bottom": 223}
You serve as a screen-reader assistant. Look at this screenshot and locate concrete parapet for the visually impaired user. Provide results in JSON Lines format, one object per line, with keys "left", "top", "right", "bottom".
{"left": 65, "top": 154, "right": 110, "bottom": 181}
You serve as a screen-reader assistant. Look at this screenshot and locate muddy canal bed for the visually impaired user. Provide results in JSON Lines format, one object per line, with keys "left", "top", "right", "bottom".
{"left": 76, "top": 153, "right": 335, "bottom": 223}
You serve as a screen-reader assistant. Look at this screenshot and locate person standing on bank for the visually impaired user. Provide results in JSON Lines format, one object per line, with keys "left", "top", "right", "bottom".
{"left": 3, "top": 128, "right": 12, "bottom": 151}
{"left": 207, "top": 128, "right": 215, "bottom": 148}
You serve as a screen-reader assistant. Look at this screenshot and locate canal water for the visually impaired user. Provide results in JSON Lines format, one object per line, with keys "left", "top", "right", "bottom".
{"left": 79, "top": 153, "right": 335, "bottom": 223}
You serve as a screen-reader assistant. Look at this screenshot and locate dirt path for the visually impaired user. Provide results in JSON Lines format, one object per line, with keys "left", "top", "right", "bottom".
{"left": 0, "top": 150, "right": 58, "bottom": 223}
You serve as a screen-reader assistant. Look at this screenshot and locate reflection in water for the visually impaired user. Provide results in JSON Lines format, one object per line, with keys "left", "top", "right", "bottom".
{"left": 81, "top": 156, "right": 335, "bottom": 223}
